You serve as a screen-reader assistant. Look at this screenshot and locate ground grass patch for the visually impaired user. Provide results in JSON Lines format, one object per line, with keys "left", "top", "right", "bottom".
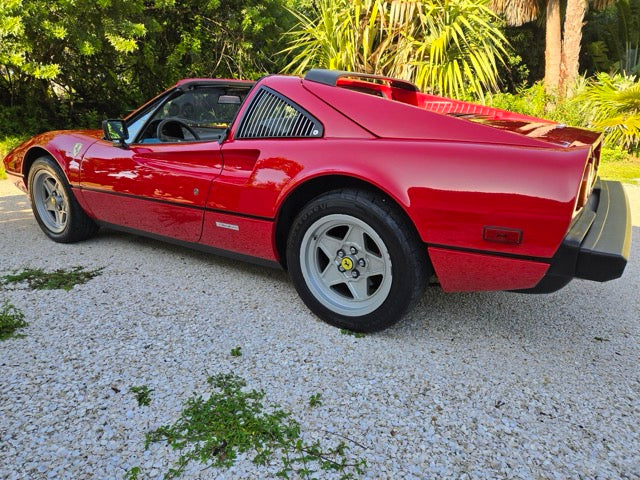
{"left": 139, "top": 373, "right": 366, "bottom": 479}
{"left": 0, "top": 300, "right": 27, "bottom": 340}
{"left": 2, "top": 266, "right": 103, "bottom": 291}
{"left": 599, "top": 158, "right": 640, "bottom": 184}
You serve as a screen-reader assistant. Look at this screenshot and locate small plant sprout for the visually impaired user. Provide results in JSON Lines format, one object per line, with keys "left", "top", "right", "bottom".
{"left": 130, "top": 385, "right": 154, "bottom": 407}
{"left": 230, "top": 346, "right": 242, "bottom": 357}
{"left": 0, "top": 300, "right": 27, "bottom": 341}
{"left": 144, "top": 373, "right": 366, "bottom": 479}
{"left": 124, "top": 466, "right": 142, "bottom": 480}
{"left": 309, "top": 393, "right": 323, "bottom": 408}
{"left": 340, "top": 328, "right": 365, "bottom": 338}
{"left": 1, "top": 266, "right": 103, "bottom": 291}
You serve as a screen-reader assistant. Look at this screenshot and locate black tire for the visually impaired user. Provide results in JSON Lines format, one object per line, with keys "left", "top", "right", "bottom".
{"left": 28, "top": 156, "right": 99, "bottom": 243}
{"left": 287, "top": 189, "right": 431, "bottom": 332}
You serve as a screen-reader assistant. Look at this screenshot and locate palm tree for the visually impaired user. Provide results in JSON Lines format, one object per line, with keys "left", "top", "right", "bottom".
{"left": 491, "top": 0, "right": 614, "bottom": 95}
{"left": 283, "top": 0, "right": 510, "bottom": 99}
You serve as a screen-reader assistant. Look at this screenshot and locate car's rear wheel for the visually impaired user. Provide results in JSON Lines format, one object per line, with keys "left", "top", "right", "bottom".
{"left": 28, "top": 156, "right": 99, "bottom": 243}
{"left": 287, "top": 189, "right": 431, "bottom": 332}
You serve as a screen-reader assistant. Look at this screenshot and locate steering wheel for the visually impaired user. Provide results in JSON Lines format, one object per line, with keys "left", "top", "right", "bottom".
{"left": 156, "top": 118, "right": 200, "bottom": 142}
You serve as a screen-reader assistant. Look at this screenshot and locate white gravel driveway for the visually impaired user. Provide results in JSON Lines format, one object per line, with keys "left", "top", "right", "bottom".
{"left": 1, "top": 179, "right": 639, "bottom": 479}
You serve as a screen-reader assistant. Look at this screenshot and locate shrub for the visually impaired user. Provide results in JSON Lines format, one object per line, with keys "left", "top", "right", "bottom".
{"left": 601, "top": 145, "right": 631, "bottom": 163}
{"left": 576, "top": 72, "right": 640, "bottom": 152}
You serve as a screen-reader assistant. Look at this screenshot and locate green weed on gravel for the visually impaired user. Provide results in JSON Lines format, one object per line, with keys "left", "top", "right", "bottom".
{"left": 0, "top": 300, "right": 27, "bottom": 340}
{"left": 124, "top": 466, "right": 142, "bottom": 480}
{"left": 340, "top": 329, "right": 365, "bottom": 338}
{"left": 130, "top": 385, "right": 154, "bottom": 407}
{"left": 308, "top": 393, "right": 323, "bottom": 408}
{"left": 142, "top": 373, "right": 366, "bottom": 479}
{"left": 2, "top": 266, "right": 103, "bottom": 291}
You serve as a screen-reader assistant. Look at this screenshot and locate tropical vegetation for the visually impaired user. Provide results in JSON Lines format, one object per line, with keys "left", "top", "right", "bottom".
{"left": 490, "top": 0, "right": 617, "bottom": 95}
{"left": 283, "top": 0, "right": 509, "bottom": 98}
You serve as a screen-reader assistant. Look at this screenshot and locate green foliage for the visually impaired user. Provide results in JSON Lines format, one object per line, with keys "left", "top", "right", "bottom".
{"left": 130, "top": 385, "right": 154, "bottom": 407}
{"left": 144, "top": 373, "right": 366, "bottom": 479}
{"left": 488, "top": 81, "right": 589, "bottom": 126}
{"left": 0, "top": 300, "right": 27, "bottom": 340}
{"left": 0, "top": 105, "right": 46, "bottom": 137}
{"left": 1, "top": 133, "right": 29, "bottom": 178}
{"left": 308, "top": 393, "right": 323, "bottom": 408}
{"left": 583, "top": 0, "right": 640, "bottom": 76}
{"left": 576, "top": 72, "right": 640, "bottom": 152}
{"left": 0, "top": 0, "right": 304, "bottom": 127}
{"left": 1, "top": 134, "right": 28, "bottom": 157}
{"left": 2, "top": 266, "right": 103, "bottom": 291}
{"left": 339, "top": 328, "right": 365, "bottom": 338}
{"left": 601, "top": 145, "right": 631, "bottom": 163}
{"left": 125, "top": 466, "right": 142, "bottom": 480}
{"left": 283, "top": 0, "right": 511, "bottom": 99}
{"left": 497, "top": 23, "right": 544, "bottom": 90}
{"left": 230, "top": 346, "right": 242, "bottom": 357}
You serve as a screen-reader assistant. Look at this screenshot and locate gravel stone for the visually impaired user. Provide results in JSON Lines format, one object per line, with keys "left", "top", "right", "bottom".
{"left": 0, "top": 179, "right": 639, "bottom": 479}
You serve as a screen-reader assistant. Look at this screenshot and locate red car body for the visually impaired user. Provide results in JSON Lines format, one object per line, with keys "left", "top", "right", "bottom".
{"left": 3, "top": 70, "right": 632, "bottom": 330}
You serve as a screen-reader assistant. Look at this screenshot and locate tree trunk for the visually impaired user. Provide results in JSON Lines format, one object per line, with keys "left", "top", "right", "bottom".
{"left": 544, "top": 0, "right": 562, "bottom": 94}
{"left": 561, "top": 0, "right": 588, "bottom": 96}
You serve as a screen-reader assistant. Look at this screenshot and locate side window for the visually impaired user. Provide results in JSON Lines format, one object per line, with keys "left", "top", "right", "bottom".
{"left": 236, "top": 87, "right": 323, "bottom": 139}
{"left": 136, "top": 87, "right": 249, "bottom": 144}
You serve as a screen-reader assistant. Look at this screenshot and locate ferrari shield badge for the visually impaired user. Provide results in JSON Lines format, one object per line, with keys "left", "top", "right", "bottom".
{"left": 72, "top": 142, "right": 83, "bottom": 157}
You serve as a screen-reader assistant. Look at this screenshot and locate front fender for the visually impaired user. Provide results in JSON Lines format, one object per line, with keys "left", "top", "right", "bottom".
{"left": 4, "top": 131, "right": 102, "bottom": 190}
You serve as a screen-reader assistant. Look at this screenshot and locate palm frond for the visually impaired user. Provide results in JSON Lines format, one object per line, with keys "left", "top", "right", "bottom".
{"left": 282, "top": 0, "right": 510, "bottom": 99}
{"left": 489, "top": 0, "right": 543, "bottom": 26}
{"left": 577, "top": 72, "right": 640, "bottom": 151}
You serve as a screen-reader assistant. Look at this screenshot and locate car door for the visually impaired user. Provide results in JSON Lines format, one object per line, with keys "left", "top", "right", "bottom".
{"left": 79, "top": 141, "right": 222, "bottom": 243}
{"left": 78, "top": 87, "right": 230, "bottom": 243}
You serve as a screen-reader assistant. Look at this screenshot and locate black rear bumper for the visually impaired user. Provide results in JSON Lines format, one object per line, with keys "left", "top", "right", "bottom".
{"left": 520, "top": 179, "right": 632, "bottom": 293}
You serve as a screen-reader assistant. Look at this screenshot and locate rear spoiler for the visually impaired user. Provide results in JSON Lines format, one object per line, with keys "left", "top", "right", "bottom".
{"left": 304, "top": 69, "right": 419, "bottom": 92}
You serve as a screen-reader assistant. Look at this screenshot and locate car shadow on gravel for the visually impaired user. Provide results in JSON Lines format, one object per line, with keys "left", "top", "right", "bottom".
{"left": 392, "top": 226, "right": 638, "bottom": 353}
{"left": 376, "top": 287, "right": 630, "bottom": 376}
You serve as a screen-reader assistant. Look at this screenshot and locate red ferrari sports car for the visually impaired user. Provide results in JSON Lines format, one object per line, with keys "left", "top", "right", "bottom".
{"left": 3, "top": 69, "right": 632, "bottom": 331}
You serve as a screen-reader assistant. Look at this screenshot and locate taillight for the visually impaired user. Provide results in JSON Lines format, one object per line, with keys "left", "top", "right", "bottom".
{"left": 575, "top": 146, "right": 600, "bottom": 211}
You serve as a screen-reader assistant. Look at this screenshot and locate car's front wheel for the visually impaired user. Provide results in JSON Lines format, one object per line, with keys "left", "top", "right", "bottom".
{"left": 28, "top": 156, "right": 99, "bottom": 243}
{"left": 287, "top": 189, "right": 431, "bottom": 332}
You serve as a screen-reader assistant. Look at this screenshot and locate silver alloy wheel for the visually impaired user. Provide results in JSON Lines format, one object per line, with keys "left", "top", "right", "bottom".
{"left": 32, "top": 170, "right": 68, "bottom": 234}
{"left": 299, "top": 214, "right": 393, "bottom": 317}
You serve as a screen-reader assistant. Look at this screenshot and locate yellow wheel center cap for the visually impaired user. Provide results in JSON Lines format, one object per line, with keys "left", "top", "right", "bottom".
{"left": 340, "top": 257, "right": 354, "bottom": 271}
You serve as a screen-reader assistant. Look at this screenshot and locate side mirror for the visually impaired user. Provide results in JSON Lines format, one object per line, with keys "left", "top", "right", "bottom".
{"left": 102, "top": 119, "right": 129, "bottom": 147}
